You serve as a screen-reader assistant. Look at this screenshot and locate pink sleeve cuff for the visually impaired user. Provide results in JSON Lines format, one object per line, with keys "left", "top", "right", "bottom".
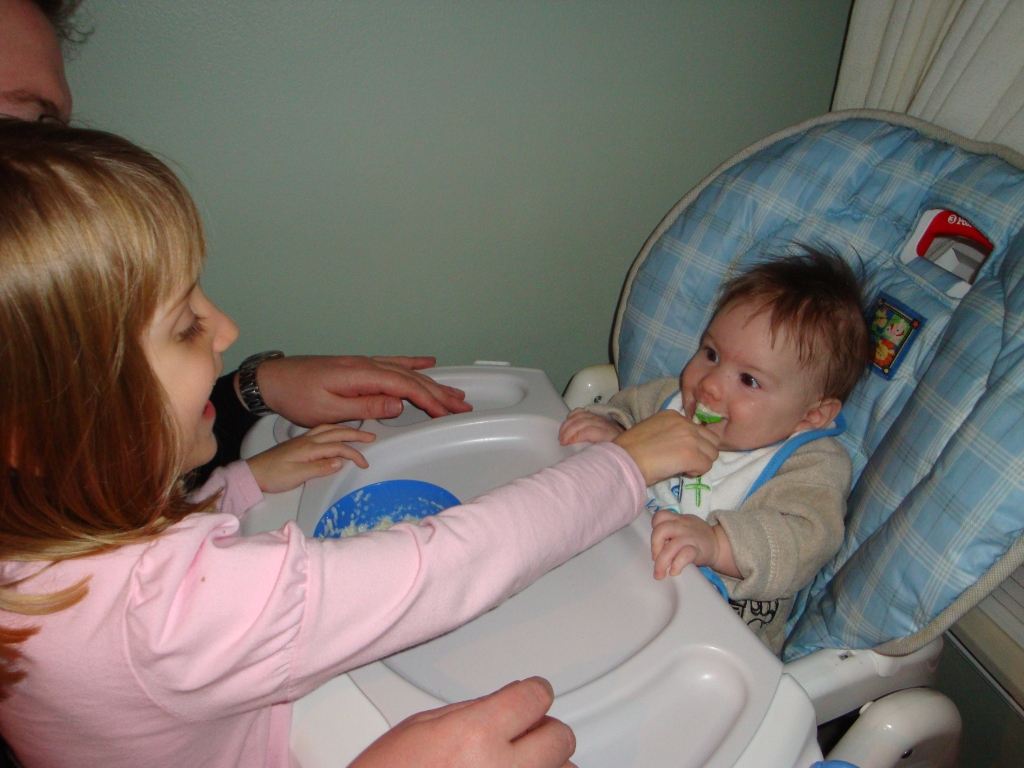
{"left": 187, "top": 460, "right": 264, "bottom": 519}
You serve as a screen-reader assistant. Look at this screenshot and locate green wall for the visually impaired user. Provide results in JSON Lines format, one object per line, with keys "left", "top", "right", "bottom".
{"left": 67, "top": 0, "right": 851, "bottom": 390}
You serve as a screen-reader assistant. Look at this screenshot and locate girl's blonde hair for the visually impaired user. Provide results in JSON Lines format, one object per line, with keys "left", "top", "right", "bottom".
{"left": 0, "top": 120, "right": 219, "bottom": 690}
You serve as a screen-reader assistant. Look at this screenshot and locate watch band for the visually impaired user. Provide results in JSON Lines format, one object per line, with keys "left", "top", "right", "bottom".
{"left": 237, "top": 350, "right": 284, "bottom": 416}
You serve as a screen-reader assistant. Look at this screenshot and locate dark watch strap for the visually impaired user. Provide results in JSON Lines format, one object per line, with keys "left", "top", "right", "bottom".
{"left": 237, "top": 350, "right": 284, "bottom": 416}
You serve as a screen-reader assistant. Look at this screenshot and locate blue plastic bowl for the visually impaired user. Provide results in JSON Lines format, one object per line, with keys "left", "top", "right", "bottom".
{"left": 313, "top": 479, "right": 461, "bottom": 539}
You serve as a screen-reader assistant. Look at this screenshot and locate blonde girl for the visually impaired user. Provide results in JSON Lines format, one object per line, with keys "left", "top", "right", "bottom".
{"left": 0, "top": 120, "right": 707, "bottom": 768}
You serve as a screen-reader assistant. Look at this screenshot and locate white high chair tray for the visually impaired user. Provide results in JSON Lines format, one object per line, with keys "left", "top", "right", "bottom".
{"left": 240, "top": 366, "right": 821, "bottom": 768}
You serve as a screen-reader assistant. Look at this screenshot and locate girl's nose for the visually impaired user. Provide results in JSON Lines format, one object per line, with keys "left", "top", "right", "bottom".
{"left": 211, "top": 307, "right": 239, "bottom": 353}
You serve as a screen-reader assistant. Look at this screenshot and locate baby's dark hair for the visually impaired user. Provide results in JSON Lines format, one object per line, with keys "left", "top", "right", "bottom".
{"left": 715, "top": 247, "right": 871, "bottom": 403}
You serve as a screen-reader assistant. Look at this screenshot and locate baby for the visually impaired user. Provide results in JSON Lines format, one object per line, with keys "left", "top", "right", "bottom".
{"left": 559, "top": 248, "right": 871, "bottom": 654}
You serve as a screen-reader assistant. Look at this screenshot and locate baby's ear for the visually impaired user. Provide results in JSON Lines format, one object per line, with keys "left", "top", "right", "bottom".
{"left": 802, "top": 398, "right": 842, "bottom": 431}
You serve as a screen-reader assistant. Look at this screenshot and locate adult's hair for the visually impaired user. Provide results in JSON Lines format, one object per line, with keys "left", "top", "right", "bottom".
{"left": 0, "top": 119, "right": 216, "bottom": 690}
{"left": 28, "top": 0, "right": 89, "bottom": 49}
{"left": 715, "top": 246, "right": 872, "bottom": 403}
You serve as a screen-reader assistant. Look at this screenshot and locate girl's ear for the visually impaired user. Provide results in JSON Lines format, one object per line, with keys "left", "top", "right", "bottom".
{"left": 801, "top": 398, "right": 842, "bottom": 431}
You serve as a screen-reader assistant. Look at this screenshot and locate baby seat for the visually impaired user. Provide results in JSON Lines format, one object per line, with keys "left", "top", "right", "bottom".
{"left": 567, "top": 108, "right": 1024, "bottom": 765}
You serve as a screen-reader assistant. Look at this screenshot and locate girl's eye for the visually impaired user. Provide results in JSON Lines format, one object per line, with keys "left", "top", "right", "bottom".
{"left": 703, "top": 347, "right": 719, "bottom": 364}
{"left": 178, "top": 314, "right": 207, "bottom": 343}
{"left": 740, "top": 373, "right": 760, "bottom": 389}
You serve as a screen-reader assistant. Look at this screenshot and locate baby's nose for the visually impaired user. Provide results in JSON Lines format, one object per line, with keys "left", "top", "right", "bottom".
{"left": 697, "top": 375, "right": 720, "bottom": 400}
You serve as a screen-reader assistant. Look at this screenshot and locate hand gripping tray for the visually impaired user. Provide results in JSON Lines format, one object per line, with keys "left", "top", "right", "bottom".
{"left": 290, "top": 367, "right": 784, "bottom": 767}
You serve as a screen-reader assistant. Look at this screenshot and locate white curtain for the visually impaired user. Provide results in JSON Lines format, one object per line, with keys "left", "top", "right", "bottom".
{"left": 832, "top": 0, "right": 1024, "bottom": 154}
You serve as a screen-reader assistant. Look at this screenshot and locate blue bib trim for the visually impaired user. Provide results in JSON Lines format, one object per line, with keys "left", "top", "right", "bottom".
{"left": 700, "top": 566, "right": 731, "bottom": 601}
{"left": 659, "top": 392, "right": 679, "bottom": 412}
{"left": 741, "top": 412, "right": 847, "bottom": 503}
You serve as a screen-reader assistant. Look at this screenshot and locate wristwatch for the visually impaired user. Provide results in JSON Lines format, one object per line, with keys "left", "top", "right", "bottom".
{"left": 237, "top": 350, "right": 284, "bottom": 416}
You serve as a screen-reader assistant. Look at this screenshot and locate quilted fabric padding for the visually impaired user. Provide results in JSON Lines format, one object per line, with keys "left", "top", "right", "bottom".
{"left": 613, "top": 113, "right": 1024, "bottom": 659}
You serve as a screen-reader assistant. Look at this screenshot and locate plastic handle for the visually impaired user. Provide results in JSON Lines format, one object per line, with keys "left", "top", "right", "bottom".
{"left": 916, "top": 210, "right": 993, "bottom": 256}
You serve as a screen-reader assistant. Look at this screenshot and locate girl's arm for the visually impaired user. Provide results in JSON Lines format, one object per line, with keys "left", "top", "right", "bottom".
{"left": 127, "top": 442, "right": 647, "bottom": 718}
{"left": 186, "top": 459, "right": 264, "bottom": 519}
{"left": 128, "top": 412, "right": 703, "bottom": 718}
{"left": 288, "top": 442, "right": 647, "bottom": 699}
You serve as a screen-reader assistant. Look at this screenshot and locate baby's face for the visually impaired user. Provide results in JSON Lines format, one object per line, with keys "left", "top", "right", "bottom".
{"left": 679, "top": 301, "right": 833, "bottom": 451}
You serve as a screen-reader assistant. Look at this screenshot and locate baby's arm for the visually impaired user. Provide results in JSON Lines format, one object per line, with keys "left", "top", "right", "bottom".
{"left": 558, "top": 408, "right": 624, "bottom": 445}
{"left": 650, "top": 511, "right": 741, "bottom": 580}
{"left": 245, "top": 423, "right": 376, "bottom": 493}
{"left": 710, "top": 439, "right": 850, "bottom": 600}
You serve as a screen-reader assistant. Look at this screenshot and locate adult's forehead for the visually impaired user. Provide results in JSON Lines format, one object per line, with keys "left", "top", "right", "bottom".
{"left": 0, "top": 0, "right": 72, "bottom": 123}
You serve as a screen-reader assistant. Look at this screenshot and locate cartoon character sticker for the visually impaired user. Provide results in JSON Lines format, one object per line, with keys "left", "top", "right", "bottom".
{"left": 869, "top": 294, "right": 925, "bottom": 380}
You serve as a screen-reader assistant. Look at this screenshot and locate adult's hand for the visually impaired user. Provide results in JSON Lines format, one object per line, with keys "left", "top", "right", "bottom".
{"left": 349, "top": 677, "right": 576, "bottom": 768}
{"left": 249, "top": 355, "right": 473, "bottom": 426}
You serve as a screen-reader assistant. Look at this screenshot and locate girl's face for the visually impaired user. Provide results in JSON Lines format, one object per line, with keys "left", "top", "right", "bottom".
{"left": 678, "top": 300, "right": 840, "bottom": 451}
{"left": 143, "top": 283, "right": 239, "bottom": 472}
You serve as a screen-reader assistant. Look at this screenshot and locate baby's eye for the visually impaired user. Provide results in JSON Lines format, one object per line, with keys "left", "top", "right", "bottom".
{"left": 178, "top": 314, "right": 207, "bottom": 343}
{"left": 740, "top": 373, "right": 759, "bottom": 388}
{"left": 703, "top": 347, "right": 719, "bottom": 364}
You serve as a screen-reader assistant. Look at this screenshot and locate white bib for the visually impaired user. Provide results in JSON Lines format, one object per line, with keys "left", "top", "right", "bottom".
{"left": 647, "top": 392, "right": 784, "bottom": 520}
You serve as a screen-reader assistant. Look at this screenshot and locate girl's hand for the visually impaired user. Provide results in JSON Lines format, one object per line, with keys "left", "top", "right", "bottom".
{"left": 558, "top": 409, "right": 624, "bottom": 445}
{"left": 611, "top": 410, "right": 719, "bottom": 486}
{"left": 246, "top": 424, "right": 375, "bottom": 494}
{"left": 650, "top": 510, "right": 739, "bottom": 580}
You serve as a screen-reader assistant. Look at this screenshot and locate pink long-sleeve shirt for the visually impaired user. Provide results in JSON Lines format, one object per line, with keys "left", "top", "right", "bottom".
{"left": 0, "top": 443, "right": 645, "bottom": 768}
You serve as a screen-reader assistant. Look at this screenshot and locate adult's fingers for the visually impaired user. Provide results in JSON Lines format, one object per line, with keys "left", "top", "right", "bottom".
{"left": 372, "top": 355, "right": 437, "bottom": 371}
{"left": 335, "top": 367, "right": 471, "bottom": 418}
{"left": 511, "top": 715, "right": 577, "bottom": 768}
{"left": 258, "top": 355, "right": 471, "bottom": 426}
{"left": 473, "top": 677, "right": 557, "bottom": 742}
{"left": 320, "top": 394, "right": 405, "bottom": 422}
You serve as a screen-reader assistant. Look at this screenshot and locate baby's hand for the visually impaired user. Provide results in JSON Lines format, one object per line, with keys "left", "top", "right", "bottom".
{"left": 612, "top": 410, "right": 719, "bottom": 486}
{"left": 246, "top": 424, "right": 376, "bottom": 494}
{"left": 558, "top": 408, "right": 625, "bottom": 445}
{"left": 650, "top": 510, "right": 723, "bottom": 579}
